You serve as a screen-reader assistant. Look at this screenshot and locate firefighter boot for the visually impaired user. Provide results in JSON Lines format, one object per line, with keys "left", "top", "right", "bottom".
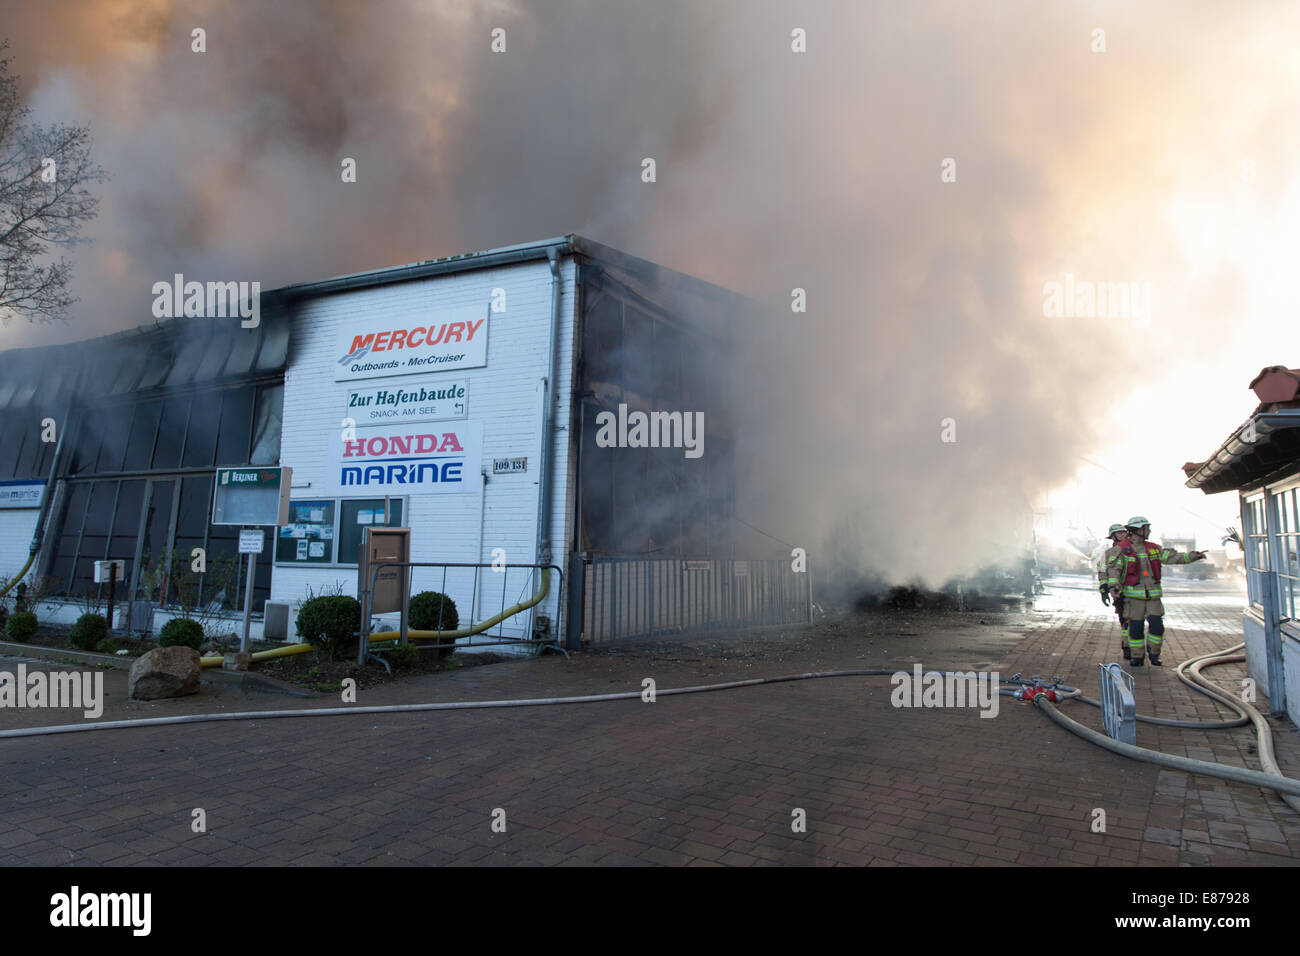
{"left": 1147, "top": 616, "right": 1165, "bottom": 665}
{"left": 1128, "top": 618, "right": 1145, "bottom": 666}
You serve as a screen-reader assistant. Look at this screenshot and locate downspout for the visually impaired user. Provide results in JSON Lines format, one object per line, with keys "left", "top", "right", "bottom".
{"left": 567, "top": 260, "right": 588, "bottom": 651}
{"left": 530, "top": 247, "right": 564, "bottom": 636}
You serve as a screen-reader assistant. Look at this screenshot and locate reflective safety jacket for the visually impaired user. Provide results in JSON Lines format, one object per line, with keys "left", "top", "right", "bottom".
{"left": 1105, "top": 539, "right": 1199, "bottom": 600}
{"left": 1097, "top": 544, "right": 1124, "bottom": 589}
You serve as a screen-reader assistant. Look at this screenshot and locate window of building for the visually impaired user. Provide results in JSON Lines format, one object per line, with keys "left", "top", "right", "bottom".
{"left": 152, "top": 396, "right": 190, "bottom": 470}
{"left": 0, "top": 407, "right": 69, "bottom": 481}
{"left": 1273, "top": 484, "right": 1300, "bottom": 623}
{"left": 274, "top": 497, "right": 404, "bottom": 567}
{"left": 123, "top": 401, "right": 162, "bottom": 471}
{"left": 181, "top": 393, "right": 221, "bottom": 468}
{"left": 250, "top": 384, "right": 284, "bottom": 465}
{"left": 277, "top": 500, "right": 336, "bottom": 565}
{"left": 215, "top": 388, "right": 256, "bottom": 466}
{"left": 1243, "top": 492, "right": 1269, "bottom": 612}
{"left": 337, "top": 499, "right": 404, "bottom": 567}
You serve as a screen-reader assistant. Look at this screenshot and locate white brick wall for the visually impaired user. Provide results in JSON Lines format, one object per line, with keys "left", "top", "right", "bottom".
{"left": 274, "top": 257, "right": 577, "bottom": 644}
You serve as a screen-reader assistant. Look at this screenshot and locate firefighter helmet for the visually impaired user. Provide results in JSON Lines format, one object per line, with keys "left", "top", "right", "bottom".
{"left": 1108, "top": 523, "right": 1126, "bottom": 537}
{"left": 1126, "top": 515, "right": 1151, "bottom": 531}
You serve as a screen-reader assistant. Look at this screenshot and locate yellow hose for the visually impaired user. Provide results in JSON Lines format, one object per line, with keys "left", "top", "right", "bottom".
{"left": 0, "top": 554, "right": 36, "bottom": 598}
{"left": 370, "top": 567, "right": 550, "bottom": 643}
{"left": 199, "top": 568, "right": 551, "bottom": 668}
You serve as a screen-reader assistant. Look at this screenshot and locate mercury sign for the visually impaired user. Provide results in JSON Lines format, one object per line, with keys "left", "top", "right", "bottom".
{"left": 334, "top": 305, "right": 489, "bottom": 382}
{"left": 345, "top": 377, "right": 467, "bottom": 425}
{"left": 327, "top": 421, "right": 483, "bottom": 496}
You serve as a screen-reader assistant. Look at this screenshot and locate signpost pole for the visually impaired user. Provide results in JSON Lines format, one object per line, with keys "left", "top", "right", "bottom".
{"left": 106, "top": 564, "right": 117, "bottom": 631}
{"left": 241, "top": 539, "right": 257, "bottom": 655}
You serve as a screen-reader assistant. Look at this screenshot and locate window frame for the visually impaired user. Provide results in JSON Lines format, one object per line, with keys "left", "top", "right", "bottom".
{"left": 273, "top": 495, "right": 406, "bottom": 570}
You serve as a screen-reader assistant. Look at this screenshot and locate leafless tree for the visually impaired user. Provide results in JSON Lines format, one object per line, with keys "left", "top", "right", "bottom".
{"left": 0, "top": 40, "right": 105, "bottom": 326}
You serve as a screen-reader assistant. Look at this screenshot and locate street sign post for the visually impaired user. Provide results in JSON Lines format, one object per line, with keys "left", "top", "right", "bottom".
{"left": 211, "top": 470, "right": 289, "bottom": 653}
{"left": 237, "top": 530, "right": 264, "bottom": 654}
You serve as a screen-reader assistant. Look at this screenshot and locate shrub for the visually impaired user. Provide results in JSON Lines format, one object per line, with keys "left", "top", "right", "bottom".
{"left": 409, "top": 591, "right": 459, "bottom": 630}
{"left": 69, "top": 613, "right": 109, "bottom": 650}
{"left": 295, "top": 594, "right": 361, "bottom": 660}
{"left": 5, "top": 610, "right": 37, "bottom": 643}
{"left": 409, "top": 591, "right": 460, "bottom": 659}
{"left": 158, "top": 617, "right": 204, "bottom": 651}
{"left": 382, "top": 641, "right": 420, "bottom": 670}
{"left": 95, "top": 638, "right": 120, "bottom": 654}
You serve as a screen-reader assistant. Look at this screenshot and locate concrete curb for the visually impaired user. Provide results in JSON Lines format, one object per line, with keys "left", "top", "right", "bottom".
{"left": 0, "top": 640, "right": 133, "bottom": 669}
{"left": 0, "top": 642, "right": 315, "bottom": 697}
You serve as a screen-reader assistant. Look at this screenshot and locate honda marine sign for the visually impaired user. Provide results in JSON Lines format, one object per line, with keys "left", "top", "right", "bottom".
{"left": 334, "top": 304, "right": 489, "bottom": 382}
{"left": 327, "top": 421, "right": 483, "bottom": 496}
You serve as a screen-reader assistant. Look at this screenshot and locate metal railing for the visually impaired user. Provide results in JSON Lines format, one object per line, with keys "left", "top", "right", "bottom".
{"left": 579, "top": 554, "right": 812, "bottom": 644}
{"left": 1098, "top": 662, "right": 1137, "bottom": 745}
{"left": 359, "top": 561, "right": 564, "bottom": 663}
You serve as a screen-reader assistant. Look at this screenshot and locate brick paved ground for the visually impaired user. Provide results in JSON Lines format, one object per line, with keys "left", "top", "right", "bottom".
{"left": 0, "top": 577, "right": 1297, "bottom": 865}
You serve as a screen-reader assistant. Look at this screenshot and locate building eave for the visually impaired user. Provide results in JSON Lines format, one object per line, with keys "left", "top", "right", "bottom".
{"left": 1185, "top": 409, "right": 1300, "bottom": 494}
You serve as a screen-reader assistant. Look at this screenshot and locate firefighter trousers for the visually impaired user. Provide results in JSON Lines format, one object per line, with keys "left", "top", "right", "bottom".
{"left": 1127, "top": 615, "right": 1165, "bottom": 662}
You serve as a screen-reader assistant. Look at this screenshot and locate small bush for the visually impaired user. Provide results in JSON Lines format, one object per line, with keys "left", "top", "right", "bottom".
{"left": 95, "top": 638, "right": 120, "bottom": 654}
{"left": 69, "top": 613, "right": 109, "bottom": 650}
{"left": 409, "top": 591, "right": 459, "bottom": 658}
{"left": 5, "top": 610, "right": 37, "bottom": 643}
{"left": 296, "top": 594, "right": 361, "bottom": 660}
{"left": 382, "top": 641, "right": 420, "bottom": 670}
{"left": 158, "top": 617, "right": 204, "bottom": 651}
{"left": 409, "top": 591, "right": 459, "bottom": 631}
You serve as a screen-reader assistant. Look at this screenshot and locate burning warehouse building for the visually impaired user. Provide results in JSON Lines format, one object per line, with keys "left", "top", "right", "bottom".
{"left": 0, "top": 236, "right": 808, "bottom": 649}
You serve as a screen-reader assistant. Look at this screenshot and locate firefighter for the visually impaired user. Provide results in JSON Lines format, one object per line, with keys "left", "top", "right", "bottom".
{"left": 1097, "top": 523, "right": 1131, "bottom": 658}
{"left": 1106, "top": 516, "right": 1208, "bottom": 667}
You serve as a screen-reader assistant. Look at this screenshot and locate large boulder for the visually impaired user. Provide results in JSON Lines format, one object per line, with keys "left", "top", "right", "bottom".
{"left": 129, "top": 646, "right": 201, "bottom": 700}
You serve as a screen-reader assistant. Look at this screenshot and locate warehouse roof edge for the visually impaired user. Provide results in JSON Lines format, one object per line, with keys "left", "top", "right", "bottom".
{"left": 0, "top": 234, "right": 754, "bottom": 412}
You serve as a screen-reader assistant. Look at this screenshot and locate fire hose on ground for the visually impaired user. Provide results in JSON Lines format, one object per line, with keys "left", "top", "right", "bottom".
{"left": 2, "top": 639, "right": 1298, "bottom": 814}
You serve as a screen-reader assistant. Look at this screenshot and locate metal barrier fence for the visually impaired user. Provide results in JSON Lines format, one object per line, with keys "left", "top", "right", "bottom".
{"left": 1098, "top": 662, "right": 1137, "bottom": 745}
{"left": 359, "top": 562, "right": 564, "bottom": 662}
{"left": 579, "top": 555, "right": 812, "bottom": 644}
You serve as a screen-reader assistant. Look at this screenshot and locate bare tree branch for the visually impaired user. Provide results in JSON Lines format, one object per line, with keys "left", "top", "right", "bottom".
{"left": 0, "top": 39, "right": 106, "bottom": 326}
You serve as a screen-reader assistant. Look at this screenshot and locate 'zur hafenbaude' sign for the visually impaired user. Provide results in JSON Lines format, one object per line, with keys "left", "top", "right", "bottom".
{"left": 345, "top": 378, "right": 467, "bottom": 425}
{"left": 334, "top": 305, "right": 488, "bottom": 382}
{"left": 328, "top": 421, "right": 483, "bottom": 496}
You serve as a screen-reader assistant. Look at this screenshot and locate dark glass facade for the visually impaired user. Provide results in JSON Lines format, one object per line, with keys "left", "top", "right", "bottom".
{"left": 40, "top": 379, "right": 284, "bottom": 616}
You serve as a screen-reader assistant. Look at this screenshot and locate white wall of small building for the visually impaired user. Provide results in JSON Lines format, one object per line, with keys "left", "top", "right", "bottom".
{"left": 272, "top": 256, "right": 577, "bottom": 647}
{"left": 0, "top": 509, "right": 38, "bottom": 581}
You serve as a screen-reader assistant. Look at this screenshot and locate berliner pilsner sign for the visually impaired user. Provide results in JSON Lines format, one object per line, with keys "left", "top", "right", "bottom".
{"left": 212, "top": 466, "right": 293, "bottom": 526}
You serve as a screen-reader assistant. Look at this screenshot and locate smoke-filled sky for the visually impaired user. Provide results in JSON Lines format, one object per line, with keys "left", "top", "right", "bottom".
{"left": 1, "top": 0, "right": 1295, "bottom": 582}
